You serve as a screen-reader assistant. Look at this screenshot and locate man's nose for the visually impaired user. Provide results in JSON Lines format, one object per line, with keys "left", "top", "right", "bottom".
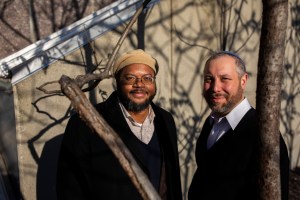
{"left": 133, "top": 78, "right": 144, "bottom": 86}
{"left": 211, "top": 79, "right": 221, "bottom": 92}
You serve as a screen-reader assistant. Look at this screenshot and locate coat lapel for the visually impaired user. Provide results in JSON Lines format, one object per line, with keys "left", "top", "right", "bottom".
{"left": 97, "top": 91, "right": 148, "bottom": 171}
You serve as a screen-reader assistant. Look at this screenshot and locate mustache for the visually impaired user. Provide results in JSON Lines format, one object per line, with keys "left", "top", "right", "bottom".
{"left": 206, "top": 92, "right": 228, "bottom": 98}
{"left": 204, "top": 92, "right": 228, "bottom": 99}
{"left": 130, "top": 89, "right": 147, "bottom": 93}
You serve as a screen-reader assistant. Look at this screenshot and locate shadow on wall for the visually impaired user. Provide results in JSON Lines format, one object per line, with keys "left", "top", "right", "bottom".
{"left": 36, "top": 134, "right": 63, "bottom": 200}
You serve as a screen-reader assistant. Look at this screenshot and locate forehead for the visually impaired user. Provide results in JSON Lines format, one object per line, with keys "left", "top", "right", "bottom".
{"left": 120, "top": 63, "right": 155, "bottom": 75}
{"left": 204, "top": 55, "right": 237, "bottom": 75}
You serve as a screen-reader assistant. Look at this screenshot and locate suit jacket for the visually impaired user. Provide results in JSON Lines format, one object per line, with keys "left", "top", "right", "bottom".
{"left": 56, "top": 91, "right": 182, "bottom": 200}
{"left": 188, "top": 108, "right": 289, "bottom": 200}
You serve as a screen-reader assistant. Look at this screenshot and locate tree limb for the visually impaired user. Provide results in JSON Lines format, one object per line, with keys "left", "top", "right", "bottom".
{"left": 37, "top": 0, "right": 153, "bottom": 94}
{"left": 37, "top": 1, "right": 162, "bottom": 199}
{"left": 59, "top": 75, "right": 161, "bottom": 200}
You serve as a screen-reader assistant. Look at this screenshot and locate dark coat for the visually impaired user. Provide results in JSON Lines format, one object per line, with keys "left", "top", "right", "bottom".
{"left": 56, "top": 91, "right": 182, "bottom": 200}
{"left": 188, "top": 108, "right": 289, "bottom": 200}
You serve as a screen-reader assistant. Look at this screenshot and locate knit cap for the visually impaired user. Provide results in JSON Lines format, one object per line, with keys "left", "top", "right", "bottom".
{"left": 112, "top": 49, "right": 158, "bottom": 76}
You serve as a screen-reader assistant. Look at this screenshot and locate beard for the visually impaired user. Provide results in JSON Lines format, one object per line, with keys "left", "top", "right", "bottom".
{"left": 117, "top": 87, "right": 156, "bottom": 112}
{"left": 204, "top": 85, "right": 244, "bottom": 117}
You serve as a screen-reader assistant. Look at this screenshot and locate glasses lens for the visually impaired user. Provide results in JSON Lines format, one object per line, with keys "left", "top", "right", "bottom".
{"left": 142, "top": 76, "right": 154, "bottom": 85}
{"left": 122, "top": 75, "right": 154, "bottom": 85}
{"left": 122, "top": 75, "right": 135, "bottom": 84}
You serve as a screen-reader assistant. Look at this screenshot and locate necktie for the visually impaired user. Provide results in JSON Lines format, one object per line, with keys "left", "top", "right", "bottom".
{"left": 207, "top": 118, "right": 227, "bottom": 149}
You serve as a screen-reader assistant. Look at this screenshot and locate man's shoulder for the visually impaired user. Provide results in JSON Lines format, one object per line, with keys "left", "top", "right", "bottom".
{"left": 236, "top": 107, "right": 258, "bottom": 129}
{"left": 151, "top": 103, "right": 171, "bottom": 114}
{"left": 94, "top": 91, "right": 118, "bottom": 112}
{"left": 94, "top": 100, "right": 108, "bottom": 110}
{"left": 245, "top": 107, "right": 256, "bottom": 116}
{"left": 151, "top": 103, "right": 175, "bottom": 124}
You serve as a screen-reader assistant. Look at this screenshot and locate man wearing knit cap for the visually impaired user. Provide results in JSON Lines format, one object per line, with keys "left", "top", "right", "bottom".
{"left": 57, "top": 49, "right": 183, "bottom": 200}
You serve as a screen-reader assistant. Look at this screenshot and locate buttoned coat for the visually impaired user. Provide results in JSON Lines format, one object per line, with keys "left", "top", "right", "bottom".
{"left": 56, "top": 91, "right": 182, "bottom": 200}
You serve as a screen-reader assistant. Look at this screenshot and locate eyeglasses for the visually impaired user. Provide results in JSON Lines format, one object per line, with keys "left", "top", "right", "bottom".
{"left": 121, "top": 74, "right": 155, "bottom": 85}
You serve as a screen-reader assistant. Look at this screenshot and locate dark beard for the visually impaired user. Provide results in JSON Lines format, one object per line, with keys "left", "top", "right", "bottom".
{"left": 122, "top": 97, "right": 151, "bottom": 112}
{"left": 203, "top": 85, "right": 244, "bottom": 117}
{"left": 117, "top": 89, "right": 155, "bottom": 112}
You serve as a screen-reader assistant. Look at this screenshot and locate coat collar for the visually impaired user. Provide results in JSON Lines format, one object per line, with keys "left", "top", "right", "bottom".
{"left": 96, "top": 91, "right": 174, "bottom": 173}
{"left": 96, "top": 91, "right": 150, "bottom": 171}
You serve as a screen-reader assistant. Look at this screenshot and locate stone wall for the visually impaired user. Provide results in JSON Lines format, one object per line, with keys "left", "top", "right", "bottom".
{"left": 1, "top": 0, "right": 300, "bottom": 199}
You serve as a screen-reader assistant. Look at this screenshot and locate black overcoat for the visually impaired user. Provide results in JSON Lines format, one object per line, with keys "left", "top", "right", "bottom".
{"left": 188, "top": 108, "right": 289, "bottom": 200}
{"left": 56, "top": 91, "right": 182, "bottom": 200}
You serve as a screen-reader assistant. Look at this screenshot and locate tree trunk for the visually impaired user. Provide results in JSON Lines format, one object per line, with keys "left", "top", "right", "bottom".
{"left": 256, "top": 0, "right": 288, "bottom": 199}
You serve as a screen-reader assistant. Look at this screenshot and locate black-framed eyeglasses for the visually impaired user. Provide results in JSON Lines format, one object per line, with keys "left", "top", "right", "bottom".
{"left": 121, "top": 74, "right": 155, "bottom": 85}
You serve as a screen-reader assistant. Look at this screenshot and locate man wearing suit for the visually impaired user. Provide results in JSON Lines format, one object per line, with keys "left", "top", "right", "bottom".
{"left": 188, "top": 51, "right": 289, "bottom": 200}
{"left": 56, "top": 49, "right": 182, "bottom": 200}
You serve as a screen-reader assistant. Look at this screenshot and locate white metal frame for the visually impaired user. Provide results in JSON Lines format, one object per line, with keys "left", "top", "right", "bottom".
{"left": 0, "top": 0, "right": 152, "bottom": 85}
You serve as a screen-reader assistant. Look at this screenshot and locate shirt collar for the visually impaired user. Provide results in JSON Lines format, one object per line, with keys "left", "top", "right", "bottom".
{"left": 210, "top": 98, "right": 251, "bottom": 130}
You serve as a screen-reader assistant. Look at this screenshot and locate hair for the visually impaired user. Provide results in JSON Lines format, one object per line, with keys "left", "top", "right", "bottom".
{"left": 204, "top": 51, "right": 247, "bottom": 78}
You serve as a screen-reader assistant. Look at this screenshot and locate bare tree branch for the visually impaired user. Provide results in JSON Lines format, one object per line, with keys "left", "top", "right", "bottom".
{"left": 37, "top": 0, "right": 153, "bottom": 94}
{"left": 59, "top": 75, "right": 161, "bottom": 200}
{"left": 37, "top": 1, "right": 162, "bottom": 199}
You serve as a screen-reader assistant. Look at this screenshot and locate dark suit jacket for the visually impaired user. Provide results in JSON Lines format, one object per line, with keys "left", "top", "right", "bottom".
{"left": 188, "top": 108, "right": 289, "bottom": 200}
{"left": 56, "top": 91, "right": 182, "bottom": 200}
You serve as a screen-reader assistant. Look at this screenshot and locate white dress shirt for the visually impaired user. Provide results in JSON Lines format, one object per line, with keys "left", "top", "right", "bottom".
{"left": 207, "top": 98, "right": 252, "bottom": 149}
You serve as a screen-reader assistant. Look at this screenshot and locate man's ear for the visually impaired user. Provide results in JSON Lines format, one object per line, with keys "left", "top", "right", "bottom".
{"left": 241, "top": 73, "right": 248, "bottom": 89}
